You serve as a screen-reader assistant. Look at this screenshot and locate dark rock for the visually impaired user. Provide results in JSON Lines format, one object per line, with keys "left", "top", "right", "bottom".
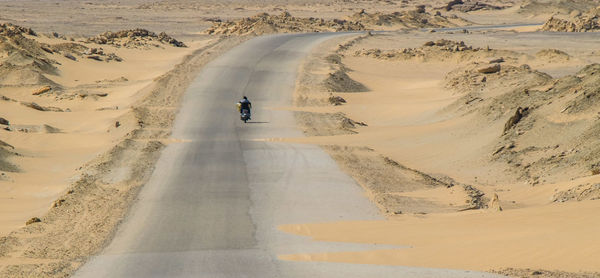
{"left": 40, "top": 46, "right": 53, "bottom": 54}
{"left": 21, "top": 102, "right": 63, "bottom": 112}
{"left": 26, "top": 217, "right": 41, "bottom": 225}
{"left": 328, "top": 95, "right": 347, "bottom": 105}
{"left": 445, "top": 0, "right": 463, "bottom": 11}
{"left": 489, "top": 57, "right": 504, "bottom": 64}
{"left": 0, "top": 139, "right": 14, "bottom": 149}
{"left": 478, "top": 64, "right": 501, "bottom": 74}
{"left": 503, "top": 107, "right": 529, "bottom": 134}
{"left": 87, "top": 55, "right": 103, "bottom": 61}
{"left": 64, "top": 53, "right": 77, "bottom": 61}
{"left": 0, "top": 117, "right": 8, "bottom": 125}
{"left": 51, "top": 199, "right": 65, "bottom": 208}
{"left": 22, "top": 102, "right": 47, "bottom": 111}
{"left": 415, "top": 5, "right": 426, "bottom": 13}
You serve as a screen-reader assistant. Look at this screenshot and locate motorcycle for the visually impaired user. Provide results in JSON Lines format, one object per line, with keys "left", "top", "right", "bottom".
{"left": 240, "top": 109, "right": 251, "bottom": 123}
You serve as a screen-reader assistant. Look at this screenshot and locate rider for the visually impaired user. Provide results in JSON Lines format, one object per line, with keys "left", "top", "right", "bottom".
{"left": 238, "top": 96, "right": 252, "bottom": 119}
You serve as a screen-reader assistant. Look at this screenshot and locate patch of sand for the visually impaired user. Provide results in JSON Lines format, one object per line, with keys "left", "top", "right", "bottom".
{"left": 278, "top": 198, "right": 600, "bottom": 272}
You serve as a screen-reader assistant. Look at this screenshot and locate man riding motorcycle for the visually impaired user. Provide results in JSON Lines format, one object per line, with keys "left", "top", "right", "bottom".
{"left": 238, "top": 96, "right": 252, "bottom": 121}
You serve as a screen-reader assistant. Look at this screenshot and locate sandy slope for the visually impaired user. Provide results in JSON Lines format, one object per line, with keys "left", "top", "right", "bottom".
{"left": 0, "top": 36, "right": 206, "bottom": 236}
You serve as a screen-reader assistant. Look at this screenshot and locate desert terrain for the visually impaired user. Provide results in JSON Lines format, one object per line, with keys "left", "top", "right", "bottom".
{"left": 0, "top": 0, "right": 599, "bottom": 277}
{"left": 283, "top": 4, "right": 600, "bottom": 276}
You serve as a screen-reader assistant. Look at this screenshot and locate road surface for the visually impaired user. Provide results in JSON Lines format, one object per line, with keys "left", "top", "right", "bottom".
{"left": 75, "top": 33, "right": 505, "bottom": 278}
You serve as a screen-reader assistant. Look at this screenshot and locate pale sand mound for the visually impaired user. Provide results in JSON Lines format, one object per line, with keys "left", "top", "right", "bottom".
{"left": 444, "top": 63, "right": 551, "bottom": 99}
{"left": 541, "top": 6, "right": 600, "bottom": 32}
{"left": 535, "top": 48, "right": 571, "bottom": 63}
{"left": 0, "top": 64, "right": 58, "bottom": 87}
{"left": 204, "top": 11, "right": 365, "bottom": 35}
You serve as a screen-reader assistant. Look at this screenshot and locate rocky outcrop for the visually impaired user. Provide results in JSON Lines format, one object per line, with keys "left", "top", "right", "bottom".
{"left": 49, "top": 43, "right": 121, "bottom": 63}
{"left": 348, "top": 9, "right": 471, "bottom": 29}
{"left": 328, "top": 95, "right": 347, "bottom": 106}
{"left": 503, "top": 107, "right": 529, "bottom": 134}
{"left": 443, "top": 0, "right": 505, "bottom": 12}
{"left": 478, "top": 64, "right": 501, "bottom": 74}
{"left": 553, "top": 183, "right": 600, "bottom": 202}
{"left": 21, "top": 102, "right": 64, "bottom": 112}
{"left": 535, "top": 49, "right": 571, "bottom": 62}
{"left": 205, "top": 9, "right": 472, "bottom": 36}
{"left": 205, "top": 12, "right": 365, "bottom": 35}
{"left": 87, "top": 29, "right": 186, "bottom": 48}
{"left": 0, "top": 23, "right": 36, "bottom": 37}
{"left": 541, "top": 7, "right": 600, "bottom": 32}
{"left": 445, "top": 63, "right": 551, "bottom": 97}
{"left": 25, "top": 217, "right": 41, "bottom": 225}
{"left": 354, "top": 39, "right": 501, "bottom": 62}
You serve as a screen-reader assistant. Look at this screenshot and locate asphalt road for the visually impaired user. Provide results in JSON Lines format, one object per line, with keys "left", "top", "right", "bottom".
{"left": 75, "top": 33, "right": 505, "bottom": 278}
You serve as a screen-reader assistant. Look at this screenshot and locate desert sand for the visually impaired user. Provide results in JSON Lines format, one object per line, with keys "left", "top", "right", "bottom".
{"left": 282, "top": 6, "right": 600, "bottom": 276}
{"left": 279, "top": 198, "right": 600, "bottom": 272}
{"left": 0, "top": 28, "right": 206, "bottom": 236}
{"left": 1, "top": 0, "right": 600, "bottom": 277}
{"left": 0, "top": 17, "right": 246, "bottom": 276}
